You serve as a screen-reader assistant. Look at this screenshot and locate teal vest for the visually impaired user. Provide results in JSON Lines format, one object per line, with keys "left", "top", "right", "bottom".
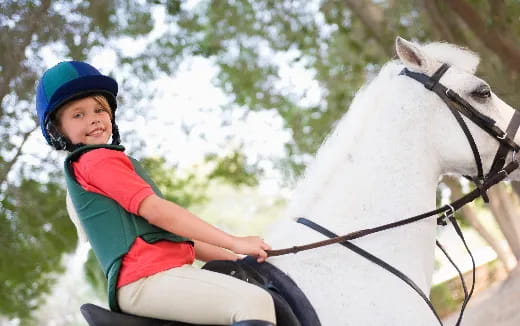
{"left": 64, "top": 144, "right": 192, "bottom": 311}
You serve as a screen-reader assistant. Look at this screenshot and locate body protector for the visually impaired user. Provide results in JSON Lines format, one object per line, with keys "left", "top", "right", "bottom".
{"left": 64, "top": 144, "right": 192, "bottom": 311}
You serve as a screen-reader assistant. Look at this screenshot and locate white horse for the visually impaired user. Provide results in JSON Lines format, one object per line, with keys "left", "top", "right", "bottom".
{"left": 265, "top": 37, "right": 520, "bottom": 325}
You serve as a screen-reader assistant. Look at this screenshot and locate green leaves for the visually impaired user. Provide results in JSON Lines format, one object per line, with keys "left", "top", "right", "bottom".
{"left": 141, "top": 156, "right": 209, "bottom": 208}
{"left": 141, "top": 151, "right": 261, "bottom": 207}
{"left": 0, "top": 178, "right": 76, "bottom": 321}
{"left": 206, "top": 150, "right": 261, "bottom": 187}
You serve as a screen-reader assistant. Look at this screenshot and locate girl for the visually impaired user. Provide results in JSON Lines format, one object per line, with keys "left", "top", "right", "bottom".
{"left": 35, "top": 61, "right": 276, "bottom": 325}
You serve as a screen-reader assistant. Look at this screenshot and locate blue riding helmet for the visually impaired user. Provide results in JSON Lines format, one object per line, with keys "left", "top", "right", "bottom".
{"left": 35, "top": 61, "right": 119, "bottom": 150}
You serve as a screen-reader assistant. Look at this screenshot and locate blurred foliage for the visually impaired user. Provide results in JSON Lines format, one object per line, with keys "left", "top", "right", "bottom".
{"left": 0, "top": 177, "right": 74, "bottom": 322}
{"left": 205, "top": 150, "right": 261, "bottom": 187}
{"left": 141, "top": 157, "right": 209, "bottom": 207}
{"left": 122, "top": 0, "right": 520, "bottom": 179}
{"left": 430, "top": 259, "right": 505, "bottom": 318}
{"left": 84, "top": 250, "right": 108, "bottom": 302}
{"left": 430, "top": 282, "right": 461, "bottom": 318}
{"left": 191, "top": 182, "right": 287, "bottom": 236}
{"left": 142, "top": 153, "right": 261, "bottom": 205}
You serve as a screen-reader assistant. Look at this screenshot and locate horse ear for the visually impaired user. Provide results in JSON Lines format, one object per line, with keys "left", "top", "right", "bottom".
{"left": 395, "top": 37, "right": 429, "bottom": 73}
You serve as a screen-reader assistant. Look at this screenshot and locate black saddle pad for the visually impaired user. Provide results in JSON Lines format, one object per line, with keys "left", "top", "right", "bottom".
{"left": 202, "top": 257, "right": 320, "bottom": 326}
{"left": 80, "top": 257, "right": 320, "bottom": 326}
{"left": 80, "top": 303, "right": 196, "bottom": 326}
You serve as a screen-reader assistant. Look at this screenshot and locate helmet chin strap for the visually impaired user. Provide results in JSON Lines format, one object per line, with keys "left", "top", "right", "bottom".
{"left": 111, "top": 120, "right": 121, "bottom": 146}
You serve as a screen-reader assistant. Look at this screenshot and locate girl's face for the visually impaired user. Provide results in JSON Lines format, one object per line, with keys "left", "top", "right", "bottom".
{"left": 57, "top": 97, "right": 113, "bottom": 146}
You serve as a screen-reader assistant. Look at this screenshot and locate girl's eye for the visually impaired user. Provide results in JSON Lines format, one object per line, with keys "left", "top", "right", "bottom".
{"left": 95, "top": 107, "right": 107, "bottom": 113}
{"left": 72, "top": 112, "right": 83, "bottom": 118}
{"left": 471, "top": 84, "right": 492, "bottom": 99}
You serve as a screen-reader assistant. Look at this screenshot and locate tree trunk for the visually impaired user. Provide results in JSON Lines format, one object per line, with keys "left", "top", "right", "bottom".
{"left": 440, "top": 0, "right": 520, "bottom": 75}
{"left": 443, "top": 264, "right": 520, "bottom": 326}
{"left": 342, "top": 0, "right": 394, "bottom": 57}
{"left": 487, "top": 184, "right": 520, "bottom": 261}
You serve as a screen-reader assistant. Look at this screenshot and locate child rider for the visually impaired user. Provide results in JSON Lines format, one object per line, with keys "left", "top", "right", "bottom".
{"left": 35, "top": 61, "right": 276, "bottom": 325}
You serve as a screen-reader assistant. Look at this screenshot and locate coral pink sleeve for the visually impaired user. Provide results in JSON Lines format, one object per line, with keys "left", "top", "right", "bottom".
{"left": 72, "top": 149, "right": 155, "bottom": 215}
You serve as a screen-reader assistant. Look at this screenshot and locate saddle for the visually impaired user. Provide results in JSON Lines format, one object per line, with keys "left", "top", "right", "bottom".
{"left": 80, "top": 257, "right": 320, "bottom": 326}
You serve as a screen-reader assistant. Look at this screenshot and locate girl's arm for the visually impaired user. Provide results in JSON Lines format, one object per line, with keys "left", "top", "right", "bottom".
{"left": 193, "top": 240, "right": 240, "bottom": 262}
{"left": 138, "top": 194, "right": 270, "bottom": 261}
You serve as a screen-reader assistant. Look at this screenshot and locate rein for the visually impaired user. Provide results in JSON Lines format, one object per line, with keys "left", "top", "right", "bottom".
{"left": 265, "top": 64, "right": 520, "bottom": 326}
{"left": 265, "top": 157, "right": 519, "bottom": 257}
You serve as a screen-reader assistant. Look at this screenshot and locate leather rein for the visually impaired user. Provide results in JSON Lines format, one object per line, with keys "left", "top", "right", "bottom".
{"left": 265, "top": 64, "right": 520, "bottom": 326}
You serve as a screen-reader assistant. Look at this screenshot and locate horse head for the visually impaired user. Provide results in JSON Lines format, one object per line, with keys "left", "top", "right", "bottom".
{"left": 395, "top": 37, "right": 520, "bottom": 180}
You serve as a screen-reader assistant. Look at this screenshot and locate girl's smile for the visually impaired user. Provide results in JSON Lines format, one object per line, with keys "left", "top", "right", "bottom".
{"left": 57, "top": 96, "right": 113, "bottom": 145}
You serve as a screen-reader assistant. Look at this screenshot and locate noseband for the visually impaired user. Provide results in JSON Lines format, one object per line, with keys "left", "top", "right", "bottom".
{"left": 266, "top": 64, "right": 520, "bottom": 326}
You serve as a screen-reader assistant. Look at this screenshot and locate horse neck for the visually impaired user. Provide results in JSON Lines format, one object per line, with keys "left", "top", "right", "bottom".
{"left": 289, "top": 89, "right": 442, "bottom": 232}
{"left": 284, "top": 77, "right": 444, "bottom": 287}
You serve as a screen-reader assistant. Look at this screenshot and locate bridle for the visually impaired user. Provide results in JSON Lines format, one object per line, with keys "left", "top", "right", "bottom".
{"left": 401, "top": 63, "right": 520, "bottom": 196}
{"left": 265, "top": 63, "right": 520, "bottom": 326}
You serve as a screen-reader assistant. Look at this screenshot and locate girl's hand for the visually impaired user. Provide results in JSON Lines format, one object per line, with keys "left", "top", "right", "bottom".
{"left": 230, "top": 236, "right": 272, "bottom": 262}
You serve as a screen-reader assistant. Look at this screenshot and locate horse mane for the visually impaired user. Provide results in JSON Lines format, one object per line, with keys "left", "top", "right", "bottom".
{"left": 286, "top": 63, "right": 401, "bottom": 216}
{"left": 422, "top": 41, "right": 480, "bottom": 73}
{"left": 286, "top": 41, "right": 480, "bottom": 217}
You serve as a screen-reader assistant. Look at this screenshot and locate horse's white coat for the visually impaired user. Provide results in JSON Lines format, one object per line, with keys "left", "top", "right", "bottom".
{"left": 265, "top": 37, "right": 520, "bottom": 325}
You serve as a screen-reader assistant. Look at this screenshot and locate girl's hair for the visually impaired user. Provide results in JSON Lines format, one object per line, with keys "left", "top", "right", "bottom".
{"left": 92, "top": 95, "right": 113, "bottom": 119}
{"left": 92, "top": 94, "right": 121, "bottom": 147}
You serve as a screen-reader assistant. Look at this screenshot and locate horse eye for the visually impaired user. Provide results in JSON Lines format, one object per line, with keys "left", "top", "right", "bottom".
{"left": 471, "top": 85, "right": 491, "bottom": 99}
